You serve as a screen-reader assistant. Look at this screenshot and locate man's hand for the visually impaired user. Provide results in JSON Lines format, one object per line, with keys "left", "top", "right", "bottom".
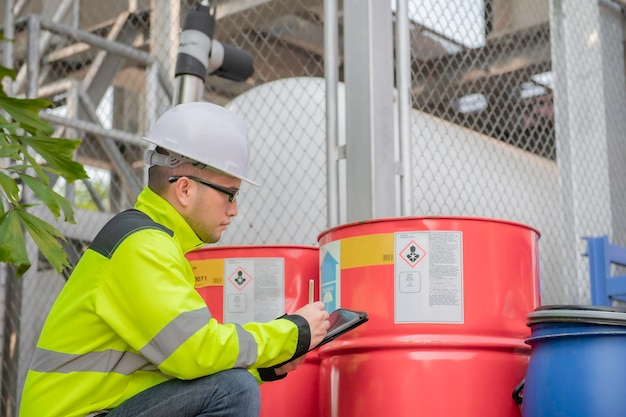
{"left": 293, "top": 301, "right": 330, "bottom": 349}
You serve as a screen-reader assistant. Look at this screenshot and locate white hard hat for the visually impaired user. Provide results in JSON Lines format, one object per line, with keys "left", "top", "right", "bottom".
{"left": 143, "top": 101, "right": 258, "bottom": 187}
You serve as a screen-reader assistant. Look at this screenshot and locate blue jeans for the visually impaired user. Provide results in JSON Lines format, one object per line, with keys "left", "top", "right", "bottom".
{"left": 104, "top": 369, "right": 260, "bottom": 417}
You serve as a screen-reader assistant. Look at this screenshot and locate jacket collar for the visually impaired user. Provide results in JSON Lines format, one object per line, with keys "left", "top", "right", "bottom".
{"left": 134, "top": 187, "right": 205, "bottom": 254}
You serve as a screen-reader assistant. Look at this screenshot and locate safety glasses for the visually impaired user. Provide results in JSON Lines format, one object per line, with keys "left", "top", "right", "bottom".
{"left": 168, "top": 175, "right": 239, "bottom": 203}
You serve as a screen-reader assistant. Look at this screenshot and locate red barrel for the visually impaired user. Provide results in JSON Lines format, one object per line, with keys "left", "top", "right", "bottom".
{"left": 316, "top": 217, "right": 540, "bottom": 417}
{"left": 185, "top": 245, "right": 320, "bottom": 417}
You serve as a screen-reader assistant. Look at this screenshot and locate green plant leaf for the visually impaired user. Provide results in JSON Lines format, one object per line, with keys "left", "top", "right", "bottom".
{"left": 16, "top": 208, "right": 69, "bottom": 275}
{"left": 0, "top": 210, "right": 31, "bottom": 277}
{"left": 56, "top": 191, "right": 76, "bottom": 224}
{"left": 0, "top": 96, "right": 53, "bottom": 136}
{"left": 0, "top": 119, "right": 21, "bottom": 135}
{"left": 18, "top": 173, "right": 76, "bottom": 223}
{"left": 18, "top": 136, "right": 88, "bottom": 182}
{"left": 18, "top": 174, "right": 60, "bottom": 217}
{"left": 0, "top": 143, "right": 21, "bottom": 159}
{"left": 0, "top": 65, "right": 15, "bottom": 81}
{"left": 0, "top": 171, "right": 20, "bottom": 203}
{"left": 23, "top": 151, "right": 50, "bottom": 185}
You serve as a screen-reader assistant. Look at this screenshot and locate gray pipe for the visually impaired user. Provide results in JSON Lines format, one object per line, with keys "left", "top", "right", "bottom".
{"left": 396, "top": 0, "right": 413, "bottom": 215}
{"left": 324, "top": 0, "right": 340, "bottom": 227}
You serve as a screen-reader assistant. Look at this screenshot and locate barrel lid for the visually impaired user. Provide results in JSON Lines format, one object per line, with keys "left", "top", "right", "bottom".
{"left": 527, "top": 304, "right": 626, "bottom": 327}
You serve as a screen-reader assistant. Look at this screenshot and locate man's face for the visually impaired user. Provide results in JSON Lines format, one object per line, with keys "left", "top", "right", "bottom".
{"left": 175, "top": 171, "right": 242, "bottom": 243}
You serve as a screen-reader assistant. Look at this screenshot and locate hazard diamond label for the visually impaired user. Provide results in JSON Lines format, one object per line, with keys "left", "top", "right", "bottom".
{"left": 399, "top": 240, "right": 427, "bottom": 268}
{"left": 228, "top": 267, "right": 253, "bottom": 291}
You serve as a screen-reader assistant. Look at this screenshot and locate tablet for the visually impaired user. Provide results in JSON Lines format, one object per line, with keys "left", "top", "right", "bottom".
{"left": 267, "top": 308, "right": 368, "bottom": 370}
{"left": 313, "top": 308, "right": 368, "bottom": 350}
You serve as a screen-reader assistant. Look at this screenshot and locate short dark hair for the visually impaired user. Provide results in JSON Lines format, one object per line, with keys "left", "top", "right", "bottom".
{"left": 147, "top": 163, "right": 222, "bottom": 196}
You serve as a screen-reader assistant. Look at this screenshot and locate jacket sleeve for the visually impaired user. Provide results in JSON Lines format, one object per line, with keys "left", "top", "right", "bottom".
{"left": 248, "top": 313, "right": 311, "bottom": 382}
{"left": 95, "top": 229, "right": 310, "bottom": 380}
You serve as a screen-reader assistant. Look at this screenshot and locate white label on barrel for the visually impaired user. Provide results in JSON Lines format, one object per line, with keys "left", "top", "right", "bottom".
{"left": 395, "top": 231, "right": 463, "bottom": 323}
{"left": 223, "top": 258, "right": 285, "bottom": 324}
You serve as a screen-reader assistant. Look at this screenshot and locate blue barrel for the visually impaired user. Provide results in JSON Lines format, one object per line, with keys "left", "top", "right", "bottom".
{"left": 522, "top": 305, "right": 626, "bottom": 417}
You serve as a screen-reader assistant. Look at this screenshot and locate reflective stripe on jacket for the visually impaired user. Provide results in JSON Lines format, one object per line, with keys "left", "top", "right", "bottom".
{"left": 19, "top": 187, "right": 309, "bottom": 417}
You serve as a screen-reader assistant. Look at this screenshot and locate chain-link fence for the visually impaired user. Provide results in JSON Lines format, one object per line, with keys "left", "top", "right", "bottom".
{"left": 1, "top": 0, "right": 625, "bottom": 414}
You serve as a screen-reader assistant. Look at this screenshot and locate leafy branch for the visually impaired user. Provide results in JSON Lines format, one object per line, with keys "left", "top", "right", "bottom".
{"left": 0, "top": 65, "right": 88, "bottom": 277}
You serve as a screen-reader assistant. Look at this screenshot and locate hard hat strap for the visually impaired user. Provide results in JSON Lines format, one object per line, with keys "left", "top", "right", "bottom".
{"left": 144, "top": 149, "right": 198, "bottom": 168}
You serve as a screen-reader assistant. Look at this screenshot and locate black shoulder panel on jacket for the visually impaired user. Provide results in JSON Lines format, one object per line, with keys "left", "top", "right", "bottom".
{"left": 89, "top": 209, "right": 173, "bottom": 259}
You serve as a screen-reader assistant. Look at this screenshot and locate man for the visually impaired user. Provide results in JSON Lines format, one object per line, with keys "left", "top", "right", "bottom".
{"left": 20, "top": 101, "right": 330, "bottom": 417}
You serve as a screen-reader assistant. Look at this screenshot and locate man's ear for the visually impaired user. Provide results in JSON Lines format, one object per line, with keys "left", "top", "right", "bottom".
{"left": 171, "top": 176, "right": 194, "bottom": 208}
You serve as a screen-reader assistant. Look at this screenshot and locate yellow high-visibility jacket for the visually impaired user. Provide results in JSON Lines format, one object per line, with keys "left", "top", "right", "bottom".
{"left": 19, "top": 187, "right": 309, "bottom": 417}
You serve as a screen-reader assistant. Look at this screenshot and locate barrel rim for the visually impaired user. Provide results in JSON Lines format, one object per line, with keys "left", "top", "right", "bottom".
{"left": 189, "top": 244, "right": 320, "bottom": 252}
{"left": 317, "top": 215, "right": 541, "bottom": 242}
{"left": 527, "top": 305, "right": 626, "bottom": 326}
